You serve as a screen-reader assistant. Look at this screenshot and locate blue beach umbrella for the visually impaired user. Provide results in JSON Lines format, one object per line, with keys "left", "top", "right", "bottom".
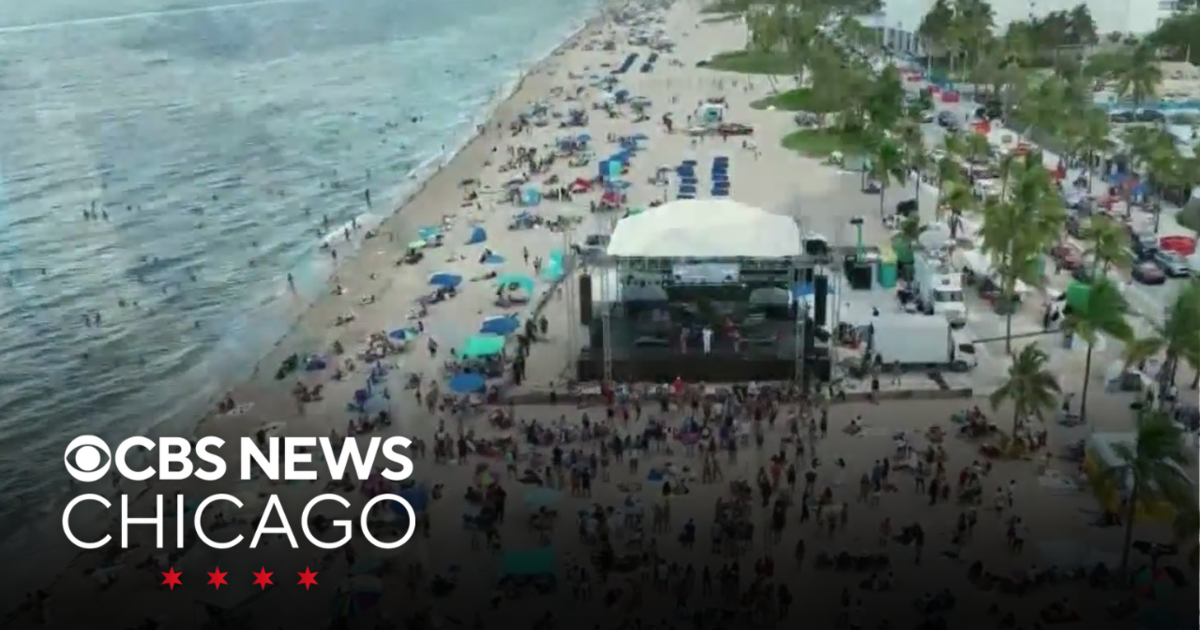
{"left": 428, "top": 272, "right": 463, "bottom": 288}
{"left": 448, "top": 372, "right": 486, "bottom": 394}
{"left": 388, "top": 328, "right": 419, "bottom": 341}
{"left": 480, "top": 315, "right": 520, "bottom": 335}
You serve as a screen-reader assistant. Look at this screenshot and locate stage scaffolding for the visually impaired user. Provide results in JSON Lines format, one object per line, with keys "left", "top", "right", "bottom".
{"left": 591, "top": 251, "right": 836, "bottom": 386}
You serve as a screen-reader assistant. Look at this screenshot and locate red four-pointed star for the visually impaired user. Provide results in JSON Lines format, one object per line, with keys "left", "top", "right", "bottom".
{"left": 161, "top": 567, "right": 183, "bottom": 590}
{"left": 297, "top": 567, "right": 319, "bottom": 590}
{"left": 207, "top": 567, "right": 228, "bottom": 590}
{"left": 252, "top": 567, "right": 274, "bottom": 590}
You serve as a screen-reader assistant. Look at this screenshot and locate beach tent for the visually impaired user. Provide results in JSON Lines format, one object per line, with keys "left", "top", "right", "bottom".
{"left": 607, "top": 199, "right": 801, "bottom": 258}
{"left": 428, "top": 272, "right": 463, "bottom": 289}
{"left": 500, "top": 547, "right": 555, "bottom": 576}
{"left": 519, "top": 184, "right": 542, "bottom": 207}
{"left": 448, "top": 372, "right": 486, "bottom": 394}
{"left": 461, "top": 334, "right": 506, "bottom": 359}
{"left": 696, "top": 102, "right": 725, "bottom": 125}
{"left": 418, "top": 227, "right": 441, "bottom": 241}
{"left": 466, "top": 226, "right": 487, "bottom": 245}
{"left": 388, "top": 328, "right": 419, "bottom": 341}
{"left": 480, "top": 315, "right": 520, "bottom": 336}
{"left": 495, "top": 273, "right": 535, "bottom": 294}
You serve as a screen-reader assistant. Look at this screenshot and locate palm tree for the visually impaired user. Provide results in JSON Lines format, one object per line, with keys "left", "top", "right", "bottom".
{"left": 1112, "top": 43, "right": 1164, "bottom": 107}
{"left": 868, "top": 137, "right": 908, "bottom": 219}
{"left": 1081, "top": 215, "right": 1131, "bottom": 275}
{"left": 1096, "top": 409, "right": 1192, "bottom": 576}
{"left": 1121, "top": 280, "right": 1200, "bottom": 398}
{"left": 1064, "top": 277, "right": 1133, "bottom": 423}
{"left": 899, "top": 121, "right": 928, "bottom": 211}
{"left": 1069, "top": 108, "right": 1114, "bottom": 193}
{"left": 943, "top": 182, "right": 974, "bottom": 239}
{"left": 989, "top": 343, "right": 1061, "bottom": 437}
{"left": 979, "top": 153, "right": 1064, "bottom": 352}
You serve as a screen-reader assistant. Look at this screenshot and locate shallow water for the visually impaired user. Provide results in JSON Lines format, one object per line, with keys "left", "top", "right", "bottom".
{"left": 0, "top": 0, "right": 598, "bottom": 542}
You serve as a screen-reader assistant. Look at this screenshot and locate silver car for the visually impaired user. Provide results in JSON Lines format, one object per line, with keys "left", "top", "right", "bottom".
{"left": 1153, "top": 250, "right": 1191, "bottom": 277}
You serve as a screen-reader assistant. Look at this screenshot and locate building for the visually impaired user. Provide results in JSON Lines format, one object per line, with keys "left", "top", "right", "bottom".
{"left": 859, "top": 0, "right": 1182, "bottom": 54}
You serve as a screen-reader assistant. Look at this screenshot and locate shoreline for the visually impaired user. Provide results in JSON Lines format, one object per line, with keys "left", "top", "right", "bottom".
{"left": 0, "top": 0, "right": 613, "bottom": 601}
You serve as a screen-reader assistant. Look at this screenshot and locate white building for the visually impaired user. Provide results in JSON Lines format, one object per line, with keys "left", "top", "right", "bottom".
{"left": 860, "top": 0, "right": 1181, "bottom": 52}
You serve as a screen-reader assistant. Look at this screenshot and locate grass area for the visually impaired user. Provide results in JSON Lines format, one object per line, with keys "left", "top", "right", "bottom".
{"left": 781, "top": 128, "right": 868, "bottom": 157}
{"left": 699, "top": 0, "right": 742, "bottom": 12}
{"left": 750, "top": 88, "right": 830, "bottom": 112}
{"left": 701, "top": 50, "right": 795, "bottom": 75}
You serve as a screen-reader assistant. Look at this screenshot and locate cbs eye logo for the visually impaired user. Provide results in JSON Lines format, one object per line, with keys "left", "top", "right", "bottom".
{"left": 64, "top": 436, "right": 111, "bottom": 483}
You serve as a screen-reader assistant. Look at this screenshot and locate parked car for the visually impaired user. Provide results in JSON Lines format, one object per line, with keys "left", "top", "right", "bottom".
{"left": 936, "top": 111, "right": 956, "bottom": 127}
{"left": 1131, "top": 233, "right": 1159, "bottom": 260}
{"left": 1109, "top": 111, "right": 1135, "bottom": 123}
{"left": 1153, "top": 249, "right": 1191, "bottom": 277}
{"left": 1132, "top": 262, "right": 1167, "bottom": 285}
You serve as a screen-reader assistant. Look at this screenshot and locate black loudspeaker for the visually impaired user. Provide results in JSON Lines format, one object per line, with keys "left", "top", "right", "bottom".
{"left": 846, "top": 264, "right": 873, "bottom": 290}
{"left": 578, "top": 273, "right": 593, "bottom": 324}
{"left": 813, "top": 275, "right": 828, "bottom": 328}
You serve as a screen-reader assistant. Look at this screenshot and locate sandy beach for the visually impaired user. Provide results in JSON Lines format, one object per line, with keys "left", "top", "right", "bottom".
{"left": 11, "top": 1, "right": 1192, "bottom": 628}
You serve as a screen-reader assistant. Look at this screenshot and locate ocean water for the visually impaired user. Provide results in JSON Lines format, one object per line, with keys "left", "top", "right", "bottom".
{"left": 0, "top": 0, "right": 599, "bottom": 543}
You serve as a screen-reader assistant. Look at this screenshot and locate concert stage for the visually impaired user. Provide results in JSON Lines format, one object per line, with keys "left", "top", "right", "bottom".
{"left": 575, "top": 320, "right": 800, "bottom": 382}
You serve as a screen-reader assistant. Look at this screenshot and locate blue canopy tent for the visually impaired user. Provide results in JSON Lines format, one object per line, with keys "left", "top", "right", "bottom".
{"left": 466, "top": 226, "right": 487, "bottom": 245}
{"left": 480, "top": 315, "right": 520, "bottom": 335}
{"left": 388, "top": 328, "right": 419, "bottom": 341}
{"left": 711, "top": 189, "right": 729, "bottom": 197}
{"left": 428, "top": 272, "right": 463, "bottom": 288}
{"left": 523, "top": 487, "right": 563, "bottom": 509}
{"left": 495, "top": 273, "right": 535, "bottom": 294}
{"left": 500, "top": 547, "right": 555, "bottom": 577}
{"left": 448, "top": 372, "right": 486, "bottom": 394}
{"left": 681, "top": 159, "right": 697, "bottom": 167}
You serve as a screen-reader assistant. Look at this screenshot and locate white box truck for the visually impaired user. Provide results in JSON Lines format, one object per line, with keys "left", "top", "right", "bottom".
{"left": 870, "top": 314, "right": 973, "bottom": 370}
{"left": 912, "top": 252, "right": 968, "bottom": 328}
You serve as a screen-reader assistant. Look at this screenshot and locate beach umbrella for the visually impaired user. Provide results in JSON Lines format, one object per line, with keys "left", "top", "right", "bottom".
{"left": 407, "top": 240, "right": 427, "bottom": 250}
{"left": 333, "top": 576, "right": 384, "bottom": 617}
{"left": 388, "top": 328, "right": 419, "bottom": 341}
{"left": 428, "top": 272, "right": 463, "bottom": 288}
{"left": 480, "top": 315, "right": 520, "bottom": 336}
{"left": 483, "top": 253, "right": 506, "bottom": 265}
{"left": 417, "top": 227, "right": 441, "bottom": 240}
{"left": 448, "top": 372, "right": 486, "bottom": 394}
{"left": 577, "top": 133, "right": 592, "bottom": 142}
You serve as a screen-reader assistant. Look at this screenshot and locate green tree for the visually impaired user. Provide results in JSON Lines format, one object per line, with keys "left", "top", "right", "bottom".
{"left": 989, "top": 343, "right": 1062, "bottom": 436}
{"left": 868, "top": 138, "right": 909, "bottom": 219}
{"left": 1067, "top": 108, "right": 1113, "bottom": 193}
{"left": 1064, "top": 277, "right": 1133, "bottom": 423}
{"left": 1095, "top": 410, "right": 1193, "bottom": 576}
{"left": 1112, "top": 43, "right": 1163, "bottom": 107}
{"left": 1081, "top": 215, "right": 1132, "bottom": 274}
{"left": 1125, "top": 281, "right": 1200, "bottom": 395}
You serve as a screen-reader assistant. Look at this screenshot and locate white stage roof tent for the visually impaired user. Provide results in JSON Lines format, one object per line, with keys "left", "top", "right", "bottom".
{"left": 605, "top": 199, "right": 801, "bottom": 258}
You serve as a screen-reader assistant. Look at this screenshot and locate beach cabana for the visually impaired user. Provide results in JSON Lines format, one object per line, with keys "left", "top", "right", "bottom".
{"left": 480, "top": 315, "right": 520, "bottom": 336}
{"left": 466, "top": 226, "right": 488, "bottom": 245}
{"left": 428, "top": 272, "right": 463, "bottom": 289}
{"left": 461, "top": 334, "right": 506, "bottom": 359}
{"left": 495, "top": 273, "right": 535, "bottom": 295}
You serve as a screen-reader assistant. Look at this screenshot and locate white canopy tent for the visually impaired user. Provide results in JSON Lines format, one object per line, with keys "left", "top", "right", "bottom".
{"left": 606, "top": 199, "right": 802, "bottom": 259}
